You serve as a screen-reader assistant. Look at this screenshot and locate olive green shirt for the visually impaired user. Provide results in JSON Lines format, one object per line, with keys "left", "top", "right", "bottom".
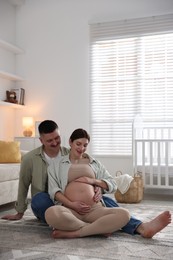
{"left": 15, "top": 145, "right": 69, "bottom": 213}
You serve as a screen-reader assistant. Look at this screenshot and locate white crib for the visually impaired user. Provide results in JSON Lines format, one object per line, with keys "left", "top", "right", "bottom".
{"left": 133, "top": 116, "right": 173, "bottom": 190}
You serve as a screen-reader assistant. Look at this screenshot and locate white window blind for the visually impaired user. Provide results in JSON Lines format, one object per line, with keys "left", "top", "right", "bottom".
{"left": 90, "top": 14, "right": 173, "bottom": 156}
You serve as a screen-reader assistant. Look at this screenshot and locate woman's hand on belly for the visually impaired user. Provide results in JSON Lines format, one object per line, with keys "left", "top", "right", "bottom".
{"left": 70, "top": 201, "right": 91, "bottom": 215}
{"left": 74, "top": 178, "right": 103, "bottom": 203}
{"left": 93, "top": 186, "right": 103, "bottom": 203}
{"left": 64, "top": 181, "right": 96, "bottom": 208}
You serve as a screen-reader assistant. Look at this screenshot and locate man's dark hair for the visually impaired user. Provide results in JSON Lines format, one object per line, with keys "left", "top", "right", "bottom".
{"left": 70, "top": 128, "right": 90, "bottom": 142}
{"left": 38, "top": 120, "right": 58, "bottom": 135}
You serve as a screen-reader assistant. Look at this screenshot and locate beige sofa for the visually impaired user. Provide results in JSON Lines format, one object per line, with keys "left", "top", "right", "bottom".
{"left": 0, "top": 148, "right": 29, "bottom": 206}
{"left": 0, "top": 162, "right": 20, "bottom": 205}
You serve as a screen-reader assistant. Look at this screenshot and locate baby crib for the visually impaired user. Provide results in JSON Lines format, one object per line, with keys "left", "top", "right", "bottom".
{"left": 133, "top": 115, "right": 173, "bottom": 190}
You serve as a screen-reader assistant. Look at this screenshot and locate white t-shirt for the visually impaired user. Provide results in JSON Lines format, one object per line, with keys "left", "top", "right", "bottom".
{"left": 44, "top": 152, "right": 61, "bottom": 165}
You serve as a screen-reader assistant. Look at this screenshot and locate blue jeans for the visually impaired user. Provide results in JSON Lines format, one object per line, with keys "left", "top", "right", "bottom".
{"left": 31, "top": 192, "right": 142, "bottom": 235}
{"left": 31, "top": 192, "right": 54, "bottom": 223}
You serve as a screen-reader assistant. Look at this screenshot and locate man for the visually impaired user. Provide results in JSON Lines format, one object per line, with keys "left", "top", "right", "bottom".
{"left": 2, "top": 120, "right": 171, "bottom": 238}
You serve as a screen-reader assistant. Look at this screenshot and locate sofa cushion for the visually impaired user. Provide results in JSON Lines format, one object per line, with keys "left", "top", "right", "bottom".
{"left": 0, "top": 141, "right": 21, "bottom": 163}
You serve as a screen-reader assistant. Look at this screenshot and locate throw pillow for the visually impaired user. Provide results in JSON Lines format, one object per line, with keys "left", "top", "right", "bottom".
{"left": 0, "top": 141, "right": 21, "bottom": 163}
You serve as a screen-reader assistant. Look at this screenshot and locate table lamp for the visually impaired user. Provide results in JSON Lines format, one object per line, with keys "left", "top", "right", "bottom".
{"left": 22, "top": 117, "right": 34, "bottom": 137}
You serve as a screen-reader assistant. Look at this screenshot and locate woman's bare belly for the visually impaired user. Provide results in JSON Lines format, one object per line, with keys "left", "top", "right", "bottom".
{"left": 64, "top": 181, "right": 96, "bottom": 206}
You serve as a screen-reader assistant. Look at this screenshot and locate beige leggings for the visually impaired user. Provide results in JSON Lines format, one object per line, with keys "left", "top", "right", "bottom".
{"left": 45, "top": 202, "right": 130, "bottom": 237}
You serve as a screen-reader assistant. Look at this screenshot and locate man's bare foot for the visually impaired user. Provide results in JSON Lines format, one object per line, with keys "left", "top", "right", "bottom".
{"left": 136, "top": 211, "right": 171, "bottom": 238}
{"left": 1, "top": 213, "right": 24, "bottom": 221}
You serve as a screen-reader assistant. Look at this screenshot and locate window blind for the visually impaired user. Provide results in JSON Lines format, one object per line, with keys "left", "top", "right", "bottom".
{"left": 90, "top": 14, "right": 173, "bottom": 156}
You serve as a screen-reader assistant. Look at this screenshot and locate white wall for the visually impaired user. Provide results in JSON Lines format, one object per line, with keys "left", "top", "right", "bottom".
{"left": 0, "top": 0, "right": 18, "bottom": 140}
{"left": 1, "top": 0, "right": 173, "bottom": 174}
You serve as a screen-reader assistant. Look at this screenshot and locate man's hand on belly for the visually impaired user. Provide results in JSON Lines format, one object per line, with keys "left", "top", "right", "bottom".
{"left": 71, "top": 201, "right": 91, "bottom": 215}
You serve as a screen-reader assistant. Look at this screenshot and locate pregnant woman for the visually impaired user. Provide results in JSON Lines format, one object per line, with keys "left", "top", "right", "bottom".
{"left": 45, "top": 128, "right": 130, "bottom": 239}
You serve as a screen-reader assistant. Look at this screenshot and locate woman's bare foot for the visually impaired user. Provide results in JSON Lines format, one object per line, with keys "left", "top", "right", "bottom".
{"left": 136, "top": 211, "right": 171, "bottom": 238}
{"left": 52, "top": 229, "right": 80, "bottom": 239}
{"left": 103, "top": 233, "right": 112, "bottom": 237}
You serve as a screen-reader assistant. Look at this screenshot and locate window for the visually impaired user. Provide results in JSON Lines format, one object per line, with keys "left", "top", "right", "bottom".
{"left": 90, "top": 14, "right": 173, "bottom": 156}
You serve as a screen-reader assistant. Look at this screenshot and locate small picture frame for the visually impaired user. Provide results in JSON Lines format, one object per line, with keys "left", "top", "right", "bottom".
{"left": 35, "top": 121, "right": 41, "bottom": 137}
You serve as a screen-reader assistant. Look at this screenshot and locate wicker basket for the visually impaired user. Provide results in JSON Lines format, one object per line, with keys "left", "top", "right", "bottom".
{"left": 114, "top": 171, "right": 144, "bottom": 203}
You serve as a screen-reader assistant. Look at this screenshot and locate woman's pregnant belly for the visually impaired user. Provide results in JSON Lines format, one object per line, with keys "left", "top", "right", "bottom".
{"left": 64, "top": 181, "right": 96, "bottom": 206}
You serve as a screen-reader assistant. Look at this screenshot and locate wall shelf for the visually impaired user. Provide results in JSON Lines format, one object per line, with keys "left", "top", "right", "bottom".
{"left": 0, "top": 37, "right": 25, "bottom": 110}
{"left": 0, "top": 38, "right": 25, "bottom": 81}
{"left": 0, "top": 39, "right": 24, "bottom": 54}
{"left": 0, "top": 70, "right": 24, "bottom": 81}
{"left": 0, "top": 100, "right": 24, "bottom": 109}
